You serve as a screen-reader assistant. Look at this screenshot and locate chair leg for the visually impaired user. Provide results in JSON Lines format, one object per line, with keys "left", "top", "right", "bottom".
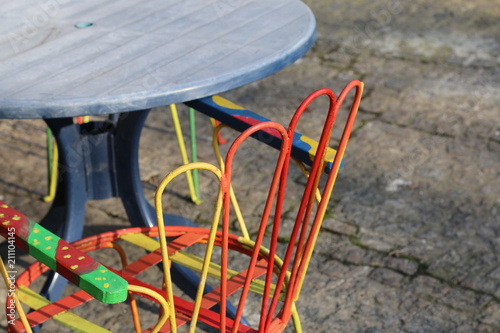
{"left": 170, "top": 104, "right": 203, "bottom": 204}
{"left": 43, "top": 128, "right": 57, "bottom": 202}
{"left": 188, "top": 107, "right": 201, "bottom": 201}
{"left": 291, "top": 303, "right": 303, "bottom": 333}
{"left": 106, "top": 242, "right": 143, "bottom": 333}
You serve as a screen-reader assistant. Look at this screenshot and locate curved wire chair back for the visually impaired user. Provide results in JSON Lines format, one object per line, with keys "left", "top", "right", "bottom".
{"left": 154, "top": 80, "right": 364, "bottom": 332}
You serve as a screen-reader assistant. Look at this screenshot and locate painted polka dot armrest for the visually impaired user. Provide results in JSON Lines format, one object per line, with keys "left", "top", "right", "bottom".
{"left": 0, "top": 201, "right": 128, "bottom": 304}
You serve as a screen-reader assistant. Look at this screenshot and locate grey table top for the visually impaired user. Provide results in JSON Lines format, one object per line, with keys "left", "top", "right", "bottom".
{"left": 0, "top": 0, "right": 316, "bottom": 119}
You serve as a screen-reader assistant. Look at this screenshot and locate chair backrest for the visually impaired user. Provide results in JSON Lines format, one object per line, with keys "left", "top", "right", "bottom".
{"left": 154, "top": 80, "right": 364, "bottom": 332}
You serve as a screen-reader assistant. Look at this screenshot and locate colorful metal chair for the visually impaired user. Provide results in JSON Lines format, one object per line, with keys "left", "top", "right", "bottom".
{"left": 1, "top": 80, "right": 363, "bottom": 332}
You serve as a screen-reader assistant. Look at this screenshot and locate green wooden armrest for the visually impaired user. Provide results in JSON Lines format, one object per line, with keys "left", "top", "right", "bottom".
{"left": 0, "top": 201, "right": 128, "bottom": 304}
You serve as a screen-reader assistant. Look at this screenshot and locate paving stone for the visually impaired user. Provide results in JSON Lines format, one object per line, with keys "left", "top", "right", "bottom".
{"left": 437, "top": 288, "right": 492, "bottom": 312}
{"left": 321, "top": 217, "right": 358, "bottom": 236}
{"left": 480, "top": 301, "right": 500, "bottom": 328}
{"left": 357, "top": 227, "right": 400, "bottom": 252}
{"left": 368, "top": 267, "right": 407, "bottom": 287}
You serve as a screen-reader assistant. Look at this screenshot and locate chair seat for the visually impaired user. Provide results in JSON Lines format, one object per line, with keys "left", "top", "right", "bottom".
{"left": 13, "top": 226, "right": 294, "bottom": 332}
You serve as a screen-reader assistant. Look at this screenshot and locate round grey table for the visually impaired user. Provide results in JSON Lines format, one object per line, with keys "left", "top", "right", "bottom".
{"left": 0, "top": 0, "right": 316, "bottom": 306}
{"left": 0, "top": 0, "right": 315, "bottom": 118}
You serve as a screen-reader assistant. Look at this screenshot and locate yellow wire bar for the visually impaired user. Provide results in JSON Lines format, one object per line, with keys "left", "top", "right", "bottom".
{"left": 291, "top": 303, "right": 303, "bottom": 333}
{"left": 43, "top": 129, "right": 58, "bottom": 202}
{"left": 127, "top": 285, "right": 170, "bottom": 333}
{"left": 170, "top": 104, "right": 203, "bottom": 205}
{"left": 0, "top": 259, "right": 33, "bottom": 333}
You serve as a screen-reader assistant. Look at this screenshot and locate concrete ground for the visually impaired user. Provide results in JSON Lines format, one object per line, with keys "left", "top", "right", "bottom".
{"left": 0, "top": 0, "right": 499, "bottom": 332}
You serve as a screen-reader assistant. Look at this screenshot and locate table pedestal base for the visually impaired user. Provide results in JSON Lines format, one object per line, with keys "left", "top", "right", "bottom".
{"left": 40, "top": 110, "right": 194, "bottom": 302}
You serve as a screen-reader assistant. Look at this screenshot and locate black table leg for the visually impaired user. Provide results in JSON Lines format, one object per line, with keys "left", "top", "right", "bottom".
{"left": 114, "top": 110, "right": 195, "bottom": 228}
